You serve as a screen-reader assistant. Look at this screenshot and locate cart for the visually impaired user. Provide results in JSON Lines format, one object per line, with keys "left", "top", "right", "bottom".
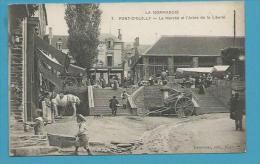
{"left": 144, "top": 89, "right": 195, "bottom": 117}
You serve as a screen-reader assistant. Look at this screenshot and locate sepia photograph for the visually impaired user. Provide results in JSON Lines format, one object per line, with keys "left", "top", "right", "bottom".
{"left": 8, "top": 1, "right": 245, "bottom": 156}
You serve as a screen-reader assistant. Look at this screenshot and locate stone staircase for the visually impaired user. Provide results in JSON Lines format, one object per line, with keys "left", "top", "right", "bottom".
{"left": 192, "top": 88, "right": 228, "bottom": 114}
{"left": 90, "top": 88, "right": 131, "bottom": 116}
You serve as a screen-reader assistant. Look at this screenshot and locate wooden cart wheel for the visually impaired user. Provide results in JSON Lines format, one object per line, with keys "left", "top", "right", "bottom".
{"left": 174, "top": 97, "right": 194, "bottom": 117}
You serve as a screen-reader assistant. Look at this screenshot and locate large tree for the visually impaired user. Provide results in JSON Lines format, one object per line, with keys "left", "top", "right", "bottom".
{"left": 65, "top": 4, "right": 101, "bottom": 77}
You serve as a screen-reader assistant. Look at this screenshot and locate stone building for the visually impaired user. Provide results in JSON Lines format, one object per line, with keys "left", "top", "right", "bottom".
{"left": 49, "top": 30, "right": 125, "bottom": 85}
{"left": 9, "top": 4, "right": 48, "bottom": 122}
{"left": 131, "top": 35, "right": 245, "bottom": 82}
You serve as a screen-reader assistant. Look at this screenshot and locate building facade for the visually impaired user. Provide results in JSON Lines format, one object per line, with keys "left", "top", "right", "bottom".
{"left": 131, "top": 35, "right": 245, "bottom": 82}
{"left": 49, "top": 30, "right": 124, "bottom": 85}
{"left": 9, "top": 4, "right": 48, "bottom": 122}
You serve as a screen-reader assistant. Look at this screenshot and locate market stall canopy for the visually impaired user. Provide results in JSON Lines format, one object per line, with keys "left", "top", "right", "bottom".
{"left": 176, "top": 67, "right": 214, "bottom": 74}
{"left": 213, "top": 65, "right": 230, "bottom": 72}
{"left": 67, "top": 64, "right": 86, "bottom": 75}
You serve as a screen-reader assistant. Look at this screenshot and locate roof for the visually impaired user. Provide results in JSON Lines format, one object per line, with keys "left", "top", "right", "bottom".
{"left": 138, "top": 45, "right": 151, "bottom": 54}
{"left": 42, "top": 4, "right": 48, "bottom": 25}
{"left": 51, "top": 33, "right": 122, "bottom": 49}
{"left": 145, "top": 35, "right": 245, "bottom": 57}
{"left": 51, "top": 35, "right": 69, "bottom": 49}
{"left": 99, "top": 33, "right": 121, "bottom": 42}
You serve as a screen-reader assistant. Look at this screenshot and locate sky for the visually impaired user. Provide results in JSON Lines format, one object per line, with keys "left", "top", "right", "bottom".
{"left": 45, "top": 1, "right": 244, "bottom": 45}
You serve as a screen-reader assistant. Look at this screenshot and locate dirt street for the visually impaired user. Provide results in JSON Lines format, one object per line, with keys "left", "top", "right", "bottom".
{"left": 46, "top": 113, "right": 245, "bottom": 155}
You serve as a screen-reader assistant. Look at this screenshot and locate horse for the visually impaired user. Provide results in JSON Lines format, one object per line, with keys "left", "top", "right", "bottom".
{"left": 51, "top": 93, "right": 80, "bottom": 117}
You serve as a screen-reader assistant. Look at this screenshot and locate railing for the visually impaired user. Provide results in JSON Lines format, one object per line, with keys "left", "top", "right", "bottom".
{"left": 207, "top": 79, "right": 233, "bottom": 107}
{"left": 128, "top": 86, "right": 144, "bottom": 115}
{"left": 88, "top": 86, "right": 95, "bottom": 111}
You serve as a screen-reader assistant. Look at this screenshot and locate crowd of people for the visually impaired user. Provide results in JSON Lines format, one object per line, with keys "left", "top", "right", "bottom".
{"left": 194, "top": 73, "right": 213, "bottom": 94}
{"left": 30, "top": 68, "right": 245, "bottom": 155}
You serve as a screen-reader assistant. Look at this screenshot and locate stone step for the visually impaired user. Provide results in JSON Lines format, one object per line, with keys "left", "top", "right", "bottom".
{"left": 198, "top": 101, "right": 223, "bottom": 105}
{"left": 91, "top": 111, "right": 130, "bottom": 116}
{"left": 10, "top": 146, "right": 59, "bottom": 156}
{"left": 94, "top": 94, "right": 122, "bottom": 98}
{"left": 196, "top": 106, "right": 228, "bottom": 115}
{"left": 92, "top": 88, "right": 130, "bottom": 115}
{"left": 91, "top": 107, "right": 131, "bottom": 115}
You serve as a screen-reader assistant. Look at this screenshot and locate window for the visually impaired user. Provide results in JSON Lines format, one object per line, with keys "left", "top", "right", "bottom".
{"left": 57, "top": 38, "right": 63, "bottom": 50}
{"left": 107, "top": 56, "right": 112, "bottom": 66}
{"left": 57, "top": 43, "right": 62, "bottom": 50}
{"left": 107, "top": 40, "right": 113, "bottom": 49}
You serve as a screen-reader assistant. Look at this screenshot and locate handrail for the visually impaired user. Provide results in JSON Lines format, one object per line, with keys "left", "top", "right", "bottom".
{"left": 128, "top": 86, "right": 144, "bottom": 109}
{"left": 88, "top": 86, "right": 95, "bottom": 108}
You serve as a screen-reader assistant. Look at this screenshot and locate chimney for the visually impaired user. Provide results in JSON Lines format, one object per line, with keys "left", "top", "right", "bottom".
{"left": 49, "top": 27, "right": 53, "bottom": 45}
{"left": 118, "top": 29, "right": 122, "bottom": 40}
{"left": 134, "top": 37, "right": 139, "bottom": 48}
{"left": 233, "top": 10, "right": 236, "bottom": 47}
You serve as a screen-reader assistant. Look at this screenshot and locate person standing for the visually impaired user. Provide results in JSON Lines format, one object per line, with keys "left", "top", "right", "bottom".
{"left": 32, "top": 110, "right": 45, "bottom": 135}
{"left": 109, "top": 96, "right": 119, "bottom": 116}
{"left": 121, "top": 91, "right": 130, "bottom": 109}
{"left": 74, "top": 114, "right": 92, "bottom": 155}
{"left": 100, "top": 77, "right": 106, "bottom": 88}
{"left": 232, "top": 93, "right": 243, "bottom": 131}
{"left": 43, "top": 93, "right": 52, "bottom": 123}
{"left": 149, "top": 76, "right": 154, "bottom": 86}
{"left": 161, "top": 69, "right": 168, "bottom": 83}
{"left": 198, "top": 81, "right": 205, "bottom": 94}
{"left": 50, "top": 91, "right": 58, "bottom": 119}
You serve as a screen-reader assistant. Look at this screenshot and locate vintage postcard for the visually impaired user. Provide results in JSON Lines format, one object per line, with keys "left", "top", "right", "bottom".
{"left": 9, "top": 1, "right": 245, "bottom": 156}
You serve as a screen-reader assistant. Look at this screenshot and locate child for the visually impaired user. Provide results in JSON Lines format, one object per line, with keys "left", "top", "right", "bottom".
{"left": 74, "top": 114, "right": 92, "bottom": 155}
{"left": 33, "top": 110, "right": 46, "bottom": 135}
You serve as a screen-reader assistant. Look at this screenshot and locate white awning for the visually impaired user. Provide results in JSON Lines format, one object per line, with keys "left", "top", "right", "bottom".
{"left": 176, "top": 67, "right": 214, "bottom": 73}
{"left": 213, "top": 65, "right": 230, "bottom": 72}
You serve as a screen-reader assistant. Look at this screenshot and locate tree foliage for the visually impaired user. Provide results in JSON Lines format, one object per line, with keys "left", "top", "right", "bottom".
{"left": 221, "top": 47, "right": 244, "bottom": 65}
{"left": 65, "top": 4, "right": 101, "bottom": 75}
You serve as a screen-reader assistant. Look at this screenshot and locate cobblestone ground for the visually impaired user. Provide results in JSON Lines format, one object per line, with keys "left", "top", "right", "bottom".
{"left": 10, "top": 113, "right": 246, "bottom": 156}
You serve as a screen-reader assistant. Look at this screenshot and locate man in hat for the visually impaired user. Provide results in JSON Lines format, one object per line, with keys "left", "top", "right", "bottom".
{"left": 109, "top": 96, "right": 119, "bottom": 116}
{"left": 74, "top": 114, "right": 92, "bottom": 155}
{"left": 232, "top": 93, "right": 243, "bottom": 131}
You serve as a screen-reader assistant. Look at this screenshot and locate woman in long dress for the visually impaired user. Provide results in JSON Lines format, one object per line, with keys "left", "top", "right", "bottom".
{"left": 121, "top": 91, "right": 130, "bottom": 109}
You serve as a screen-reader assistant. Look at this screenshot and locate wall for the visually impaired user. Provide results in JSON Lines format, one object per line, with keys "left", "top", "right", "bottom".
{"left": 34, "top": 5, "right": 47, "bottom": 39}
{"left": 97, "top": 43, "right": 107, "bottom": 66}
{"left": 113, "top": 43, "right": 123, "bottom": 67}
{"left": 143, "top": 86, "right": 163, "bottom": 109}
{"left": 132, "top": 87, "right": 145, "bottom": 113}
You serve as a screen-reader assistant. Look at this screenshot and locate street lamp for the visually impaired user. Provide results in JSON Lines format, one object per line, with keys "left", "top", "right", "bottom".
{"left": 232, "top": 58, "right": 236, "bottom": 75}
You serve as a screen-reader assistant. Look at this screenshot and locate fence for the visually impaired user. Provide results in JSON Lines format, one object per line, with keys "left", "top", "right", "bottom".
{"left": 207, "top": 79, "right": 232, "bottom": 107}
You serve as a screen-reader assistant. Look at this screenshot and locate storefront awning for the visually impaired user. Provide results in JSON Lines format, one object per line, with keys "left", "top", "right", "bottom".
{"left": 176, "top": 67, "right": 214, "bottom": 74}
{"left": 213, "top": 65, "right": 230, "bottom": 72}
